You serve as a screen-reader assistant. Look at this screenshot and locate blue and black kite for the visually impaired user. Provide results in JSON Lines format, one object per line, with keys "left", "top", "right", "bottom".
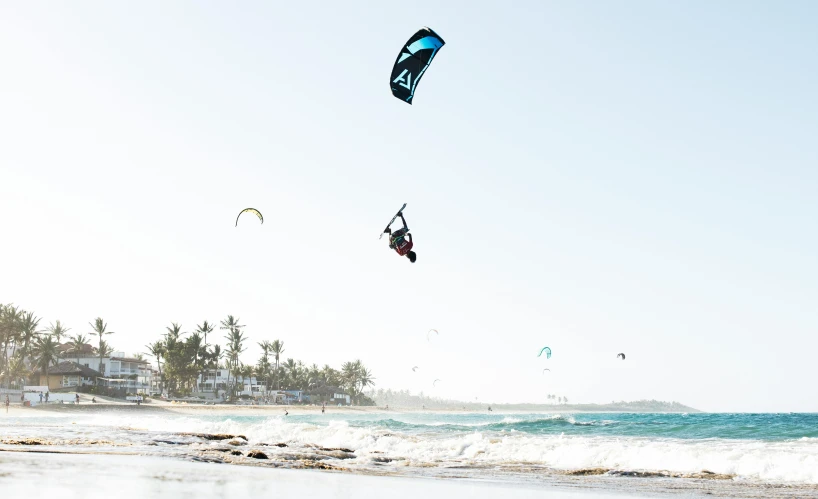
{"left": 390, "top": 27, "right": 445, "bottom": 104}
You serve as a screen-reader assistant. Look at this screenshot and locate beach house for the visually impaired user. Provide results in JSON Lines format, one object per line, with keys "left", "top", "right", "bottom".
{"left": 34, "top": 361, "right": 103, "bottom": 391}
{"left": 62, "top": 350, "right": 153, "bottom": 394}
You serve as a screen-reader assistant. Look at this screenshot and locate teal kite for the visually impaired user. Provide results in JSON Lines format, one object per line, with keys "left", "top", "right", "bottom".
{"left": 538, "top": 347, "right": 551, "bottom": 359}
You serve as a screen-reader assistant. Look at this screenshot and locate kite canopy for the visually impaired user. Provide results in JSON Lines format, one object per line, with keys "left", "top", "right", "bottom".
{"left": 427, "top": 329, "right": 439, "bottom": 341}
{"left": 236, "top": 208, "right": 263, "bottom": 226}
{"left": 412, "top": 366, "right": 419, "bottom": 372}
{"left": 433, "top": 379, "right": 441, "bottom": 387}
{"left": 617, "top": 353, "right": 626, "bottom": 360}
{"left": 537, "top": 347, "right": 552, "bottom": 359}
{"left": 390, "top": 27, "right": 445, "bottom": 104}
{"left": 542, "top": 368, "right": 550, "bottom": 374}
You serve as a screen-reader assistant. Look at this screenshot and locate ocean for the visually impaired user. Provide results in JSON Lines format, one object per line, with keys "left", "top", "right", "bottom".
{"left": 2, "top": 408, "right": 818, "bottom": 498}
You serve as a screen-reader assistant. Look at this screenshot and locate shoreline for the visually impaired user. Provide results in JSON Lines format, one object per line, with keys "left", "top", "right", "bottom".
{"left": 5, "top": 403, "right": 698, "bottom": 417}
{"left": 2, "top": 445, "right": 817, "bottom": 499}
{"left": 3, "top": 407, "right": 818, "bottom": 498}
{"left": 0, "top": 451, "right": 639, "bottom": 499}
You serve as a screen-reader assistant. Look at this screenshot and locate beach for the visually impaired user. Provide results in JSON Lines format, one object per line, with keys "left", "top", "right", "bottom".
{"left": 3, "top": 404, "right": 818, "bottom": 498}
{"left": 0, "top": 451, "right": 637, "bottom": 499}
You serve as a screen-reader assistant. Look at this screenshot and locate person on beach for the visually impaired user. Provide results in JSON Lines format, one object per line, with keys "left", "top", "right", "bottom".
{"left": 92, "top": 397, "right": 97, "bottom": 403}
{"left": 321, "top": 403, "right": 325, "bottom": 414}
{"left": 4, "top": 395, "right": 9, "bottom": 413}
{"left": 45, "top": 392, "right": 49, "bottom": 403}
{"left": 75, "top": 394, "right": 80, "bottom": 404}
{"left": 39, "top": 392, "right": 43, "bottom": 404}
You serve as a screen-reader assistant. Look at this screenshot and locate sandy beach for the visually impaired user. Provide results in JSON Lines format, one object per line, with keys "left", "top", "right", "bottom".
{"left": 0, "top": 451, "right": 638, "bottom": 499}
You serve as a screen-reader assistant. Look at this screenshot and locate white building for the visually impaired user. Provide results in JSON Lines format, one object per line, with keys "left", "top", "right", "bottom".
{"left": 70, "top": 352, "right": 152, "bottom": 394}
{"left": 196, "top": 370, "right": 267, "bottom": 398}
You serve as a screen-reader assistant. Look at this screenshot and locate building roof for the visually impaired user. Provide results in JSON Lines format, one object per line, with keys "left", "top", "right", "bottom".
{"left": 47, "top": 361, "right": 103, "bottom": 378}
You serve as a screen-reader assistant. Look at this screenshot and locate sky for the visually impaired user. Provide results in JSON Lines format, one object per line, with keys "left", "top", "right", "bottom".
{"left": 1, "top": 1, "right": 816, "bottom": 412}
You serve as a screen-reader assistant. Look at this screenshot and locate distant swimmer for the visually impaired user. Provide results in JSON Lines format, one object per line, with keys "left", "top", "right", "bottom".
{"left": 488, "top": 406, "right": 493, "bottom": 412}
{"left": 284, "top": 409, "right": 289, "bottom": 416}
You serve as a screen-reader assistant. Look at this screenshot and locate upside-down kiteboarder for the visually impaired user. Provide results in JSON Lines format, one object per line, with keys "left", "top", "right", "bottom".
{"left": 382, "top": 203, "right": 416, "bottom": 263}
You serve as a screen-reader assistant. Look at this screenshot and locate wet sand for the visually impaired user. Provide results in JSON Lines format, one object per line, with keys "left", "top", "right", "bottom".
{"left": 0, "top": 451, "right": 636, "bottom": 499}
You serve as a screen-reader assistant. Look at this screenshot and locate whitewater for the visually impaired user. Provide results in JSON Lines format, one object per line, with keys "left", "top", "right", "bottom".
{"left": 3, "top": 408, "right": 818, "bottom": 497}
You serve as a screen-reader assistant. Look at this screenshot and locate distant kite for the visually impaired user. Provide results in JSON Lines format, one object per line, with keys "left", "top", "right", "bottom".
{"left": 542, "top": 369, "right": 550, "bottom": 374}
{"left": 617, "top": 353, "right": 626, "bottom": 360}
{"left": 236, "top": 208, "right": 263, "bottom": 227}
{"left": 537, "top": 347, "right": 552, "bottom": 359}
{"left": 412, "top": 366, "right": 419, "bottom": 372}
{"left": 427, "top": 329, "right": 439, "bottom": 341}
{"left": 433, "top": 379, "right": 441, "bottom": 387}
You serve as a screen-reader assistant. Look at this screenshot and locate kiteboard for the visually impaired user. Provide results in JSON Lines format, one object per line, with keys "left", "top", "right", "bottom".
{"left": 379, "top": 203, "right": 407, "bottom": 239}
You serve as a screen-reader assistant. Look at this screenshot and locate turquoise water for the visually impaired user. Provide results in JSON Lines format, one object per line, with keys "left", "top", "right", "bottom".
{"left": 182, "top": 411, "right": 818, "bottom": 441}
{"left": 304, "top": 412, "right": 818, "bottom": 440}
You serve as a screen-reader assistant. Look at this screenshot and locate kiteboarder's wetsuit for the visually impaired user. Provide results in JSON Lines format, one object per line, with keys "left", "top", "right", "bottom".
{"left": 385, "top": 213, "right": 414, "bottom": 257}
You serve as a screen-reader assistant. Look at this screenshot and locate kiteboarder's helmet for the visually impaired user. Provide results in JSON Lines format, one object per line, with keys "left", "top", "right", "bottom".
{"left": 407, "top": 251, "right": 417, "bottom": 263}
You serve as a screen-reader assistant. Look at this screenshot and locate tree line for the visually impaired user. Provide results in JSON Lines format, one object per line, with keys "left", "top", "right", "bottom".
{"left": 1, "top": 304, "right": 117, "bottom": 388}
{"left": 1, "top": 304, "right": 376, "bottom": 404}
{"left": 145, "top": 315, "right": 375, "bottom": 402}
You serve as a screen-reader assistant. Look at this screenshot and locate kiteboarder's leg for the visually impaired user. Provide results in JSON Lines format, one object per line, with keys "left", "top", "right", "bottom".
{"left": 397, "top": 212, "right": 409, "bottom": 231}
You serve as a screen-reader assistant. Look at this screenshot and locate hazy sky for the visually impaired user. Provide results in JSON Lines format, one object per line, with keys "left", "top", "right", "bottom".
{"left": 2, "top": 1, "right": 816, "bottom": 412}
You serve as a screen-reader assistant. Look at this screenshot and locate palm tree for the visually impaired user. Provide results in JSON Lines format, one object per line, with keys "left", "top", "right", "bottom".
{"left": 32, "top": 335, "right": 60, "bottom": 387}
{"left": 188, "top": 332, "right": 204, "bottom": 392}
{"left": 98, "top": 340, "right": 114, "bottom": 360}
{"left": 203, "top": 344, "right": 222, "bottom": 394}
{"left": 145, "top": 340, "right": 165, "bottom": 394}
{"left": 0, "top": 304, "right": 24, "bottom": 387}
{"left": 282, "top": 358, "right": 297, "bottom": 390}
{"left": 358, "top": 365, "right": 376, "bottom": 394}
{"left": 19, "top": 311, "right": 42, "bottom": 359}
{"left": 219, "top": 315, "right": 244, "bottom": 337}
{"left": 89, "top": 318, "right": 115, "bottom": 375}
{"left": 257, "top": 341, "right": 272, "bottom": 394}
{"left": 194, "top": 321, "right": 214, "bottom": 389}
{"left": 46, "top": 320, "right": 71, "bottom": 345}
{"left": 68, "top": 334, "right": 90, "bottom": 358}
{"left": 195, "top": 321, "right": 215, "bottom": 349}
{"left": 238, "top": 363, "right": 254, "bottom": 395}
{"left": 220, "top": 316, "right": 246, "bottom": 397}
{"left": 270, "top": 339, "right": 284, "bottom": 390}
{"left": 1, "top": 353, "right": 30, "bottom": 389}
